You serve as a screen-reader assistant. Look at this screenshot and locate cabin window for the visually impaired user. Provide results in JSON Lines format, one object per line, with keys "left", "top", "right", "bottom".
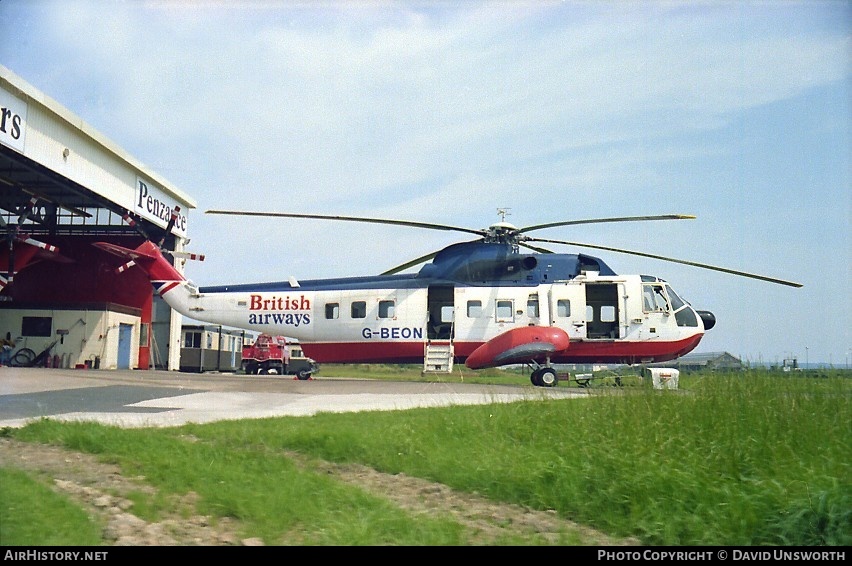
{"left": 556, "top": 299, "right": 570, "bottom": 317}
{"left": 527, "top": 295, "right": 540, "bottom": 317}
{"left": 496, "top": 299, "right": 514, "bottom": 322}
{"left": 378, "top": 300, "right": 395, "bottom": 319}
{"left": 184, "top": 332, "right": 201, "bottom": 348}
{"left": 586, "top": 304, "right": 617, "bottom": 324}
{"left": 325, "top": 303, "right": 339, "bottom": 319}
{"left": 351, "top": 301, "right": 367, "bottom": 319}
{"left": 467, "top": 300, "right": 482, "bottom": 317}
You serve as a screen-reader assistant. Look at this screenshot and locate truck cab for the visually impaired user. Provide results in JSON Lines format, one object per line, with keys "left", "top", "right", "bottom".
{"left": 241, "top": 334, "right": 318, "bottom": 379}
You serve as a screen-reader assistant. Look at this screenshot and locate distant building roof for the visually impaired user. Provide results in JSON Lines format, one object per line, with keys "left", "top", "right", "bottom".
{"left": 679, "top": 352, "right": 740, "bottom": 362}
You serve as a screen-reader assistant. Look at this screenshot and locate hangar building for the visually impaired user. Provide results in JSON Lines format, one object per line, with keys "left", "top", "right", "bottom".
{"left": 0, "top": 64, "right": 206, "bottom": 371}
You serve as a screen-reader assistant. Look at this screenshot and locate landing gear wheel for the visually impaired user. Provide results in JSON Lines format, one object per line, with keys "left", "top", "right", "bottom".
{"left": 530, "top": 369, "right": 542, "bottom": 387}
{"left": 538, "top": 368, "right": 558, "bottom": 388}
{"left": 297, "top": 370, "right": 312, "bottom": 380}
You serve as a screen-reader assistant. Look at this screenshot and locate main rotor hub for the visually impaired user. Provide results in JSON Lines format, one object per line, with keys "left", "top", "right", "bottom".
{"left": 484, "top": 222, "right": 521, "bottom": 244}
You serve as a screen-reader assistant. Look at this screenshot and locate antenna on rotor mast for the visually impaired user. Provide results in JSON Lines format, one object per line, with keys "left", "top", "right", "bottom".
{"left": 497, "top": 208, "right": 511, "bottom": 222}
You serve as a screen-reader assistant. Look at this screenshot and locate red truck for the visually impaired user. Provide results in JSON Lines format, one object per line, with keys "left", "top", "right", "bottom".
{"left": 241, "top": 334, "right": 318, "bottom": 379}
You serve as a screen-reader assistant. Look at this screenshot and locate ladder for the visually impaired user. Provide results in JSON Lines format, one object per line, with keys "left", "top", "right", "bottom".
{"left": 423, "top": 341, "right": 454, "bottom": 374}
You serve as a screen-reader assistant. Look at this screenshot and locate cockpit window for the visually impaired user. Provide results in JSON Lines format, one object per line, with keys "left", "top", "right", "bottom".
{"left": 643, "top": 284, "right": 670, "bottom": 312}
{"left": 667, "top": 286, "right": 686, "bottom": 311}
{"left": 666, "top": 285, "right": 699, "bottom": 327}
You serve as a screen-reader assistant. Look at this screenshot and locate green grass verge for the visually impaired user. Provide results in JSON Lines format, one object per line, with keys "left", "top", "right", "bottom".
{"left": 2, "top": 369, "right": 849, "bottom": 545}
{"left": 0, "top": 468, "right": 103, "bottom": 546}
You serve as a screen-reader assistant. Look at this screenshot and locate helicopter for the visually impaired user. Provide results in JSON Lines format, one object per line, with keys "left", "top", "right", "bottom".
{"left": 1, "top": 196, "right": 70, "bottom": 296}
{"left": 93, "top": 209, "right": 802, "bottom": 387}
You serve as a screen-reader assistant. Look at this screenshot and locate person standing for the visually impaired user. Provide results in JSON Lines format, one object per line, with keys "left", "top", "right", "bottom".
{"left": 0, "top": 332, "right": 15, "bottom": 366}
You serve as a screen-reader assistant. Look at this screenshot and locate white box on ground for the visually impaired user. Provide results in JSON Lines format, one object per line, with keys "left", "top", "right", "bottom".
{"left": 647, "top": 368, "right": 679, "bottom": 390}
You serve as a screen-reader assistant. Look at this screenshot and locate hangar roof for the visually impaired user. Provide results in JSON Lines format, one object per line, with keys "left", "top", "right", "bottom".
{"left": 1, "top": 64, "right": 195, "bottom": 239}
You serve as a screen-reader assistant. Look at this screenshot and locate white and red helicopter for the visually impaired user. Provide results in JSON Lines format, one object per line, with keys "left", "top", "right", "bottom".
{"left": 94, "top": 210, "right": 802, "bottom": 386}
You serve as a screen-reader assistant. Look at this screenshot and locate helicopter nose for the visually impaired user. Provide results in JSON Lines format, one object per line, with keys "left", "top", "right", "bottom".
{"left": 697, "top": 310, "right": 716, "bottom": 330}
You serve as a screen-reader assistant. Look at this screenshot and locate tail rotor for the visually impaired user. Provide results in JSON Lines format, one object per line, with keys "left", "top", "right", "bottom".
{"left": 112, "top": 206, "right": 204, "bottom": 275}
{"left": 157, "top": 206, "right": 180, "bottom": 248}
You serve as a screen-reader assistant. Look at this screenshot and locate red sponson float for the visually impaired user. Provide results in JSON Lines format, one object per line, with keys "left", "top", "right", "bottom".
{"left": 465, "top": 326, "right": 570, "bottom": 369}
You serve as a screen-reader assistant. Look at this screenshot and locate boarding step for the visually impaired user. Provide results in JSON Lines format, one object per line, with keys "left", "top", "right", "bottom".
{"left": 423, "top": 341, "right": 454, "bottom": 374}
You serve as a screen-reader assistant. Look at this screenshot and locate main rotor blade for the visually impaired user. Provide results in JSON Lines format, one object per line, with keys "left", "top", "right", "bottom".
{"left": 206, "top": 210, "right": 486, "bottom": 237}
{"left": 530, "top": 237, "right": 803, "bottom": 288}
{"left": 517, "top": 214, "right": 696, "bottom": 235}
{"left": 381, "top": 250, "right": 441, "bottom": 275}
{"left": 519, "top": 241, "right": 555, "bottom": 254}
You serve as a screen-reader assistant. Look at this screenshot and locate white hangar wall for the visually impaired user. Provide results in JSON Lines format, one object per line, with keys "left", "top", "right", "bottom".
{"left": 1, "top": 64, "right": 199, "bottom": 371}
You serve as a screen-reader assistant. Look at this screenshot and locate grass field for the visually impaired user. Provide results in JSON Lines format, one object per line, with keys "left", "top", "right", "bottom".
{"left": 1, "top": 368, "right": 849, "bottom": 546}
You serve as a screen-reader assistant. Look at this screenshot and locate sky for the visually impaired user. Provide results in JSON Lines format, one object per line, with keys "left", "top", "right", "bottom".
{"left": 1, "top": 1, "right": 849, "bottom": 367}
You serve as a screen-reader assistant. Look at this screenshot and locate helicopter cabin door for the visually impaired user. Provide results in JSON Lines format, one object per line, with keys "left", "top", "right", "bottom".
{"left": 427, "top": 285, "right": 455, "bottom": 340}
{"left": 585, "top": 283, "right": 621, "bottom": 339}
{"left": 547, "top": 283, "right": 587, "bottom": 340}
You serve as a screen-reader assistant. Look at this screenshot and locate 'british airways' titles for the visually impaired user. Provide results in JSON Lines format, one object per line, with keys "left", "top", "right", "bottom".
{"left": 247, "top": 294, "right": 312, "bottom": 327}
